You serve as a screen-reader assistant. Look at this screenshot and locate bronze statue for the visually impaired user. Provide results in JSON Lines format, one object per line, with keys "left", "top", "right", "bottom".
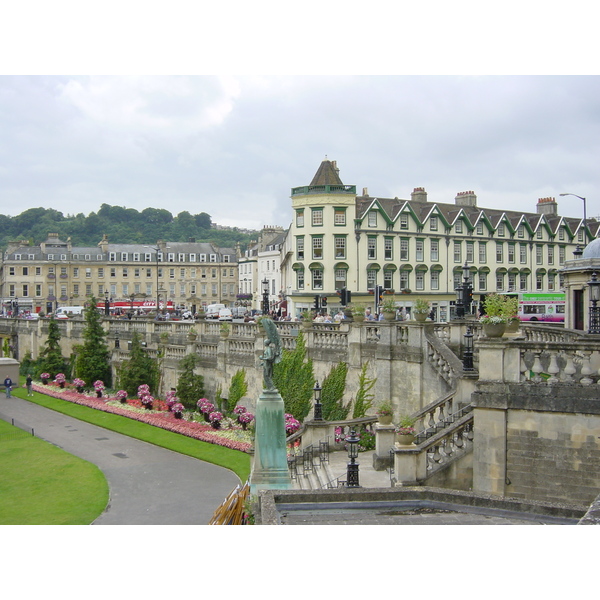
{"left": 260, "top": 318, "right": 282, "bottom": 390}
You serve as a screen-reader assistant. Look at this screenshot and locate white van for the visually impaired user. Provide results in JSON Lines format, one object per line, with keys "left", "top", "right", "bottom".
{"left": 55, "top": 306, "right": 85, "bottom": 318}
{"left": 218, "top": 308, "right": 233, "bottom": 321}
{"left": 206, "top": 303, "right": 226, "bottom": 319}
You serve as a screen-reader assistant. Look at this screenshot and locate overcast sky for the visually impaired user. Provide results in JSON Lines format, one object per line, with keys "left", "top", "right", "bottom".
{"left": 1, "top": 2, "right": 599, "bottom": 234}
{"left": 1, "top": 75, "right": 598, "bottom": 232}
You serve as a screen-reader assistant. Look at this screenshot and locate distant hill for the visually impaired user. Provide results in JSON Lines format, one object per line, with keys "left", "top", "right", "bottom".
{"left": 0, "top": 204, "right": 258, "bottom": 251}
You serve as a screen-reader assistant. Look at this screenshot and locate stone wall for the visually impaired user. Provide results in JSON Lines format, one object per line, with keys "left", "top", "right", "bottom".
{"left": 472, "top": 383, "right": 600, "bottom": 506}
{"left": 1, "top": 318, "right": 454, "bottom": 419}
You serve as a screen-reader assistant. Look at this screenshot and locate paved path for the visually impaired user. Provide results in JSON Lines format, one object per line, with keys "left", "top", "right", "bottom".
{"left": 1, "top": 395, "right": 241, "bottom": 525}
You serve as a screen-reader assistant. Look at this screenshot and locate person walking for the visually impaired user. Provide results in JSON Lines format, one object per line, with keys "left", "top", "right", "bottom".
{"left": 26, "top": 374, "right": 33, "bottom": 396}
{"left": 4, "top": 376, "right": 13, "bottom": 398}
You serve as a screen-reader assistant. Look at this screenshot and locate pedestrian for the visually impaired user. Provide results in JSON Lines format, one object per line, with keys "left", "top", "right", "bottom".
{"left": 26, "top": 374, "right": 33, "bottom": 396}
{"left": 4, "top": 375, "right": 13, "bottom": 398}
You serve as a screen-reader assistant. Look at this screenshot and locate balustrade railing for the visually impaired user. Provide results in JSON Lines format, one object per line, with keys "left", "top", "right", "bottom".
{"left": 411, "top": 390, "right": 457, "bottom": 440}
{"left": 420, "top": 413, "right": 474, "bottom": 477}
{"left": 518, "top": 344, "right": 600, "bottom": 384}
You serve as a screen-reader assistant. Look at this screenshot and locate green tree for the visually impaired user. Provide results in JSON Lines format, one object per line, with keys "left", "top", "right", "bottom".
{"left": 176, "top": 353, "right": 205, "bottom": 410}
{"left": 352, "top": 362, "right": 376, "bottom": 418}
{"left": 117, "top": 332, "right": 159, "bottom": 396}
{"left": 38, "top": 317, "right": 70, "bottom": 378}
{"left": 227, "top": 369, "right": 248, "bottom": 413}
{"left": 73, "top": 297, "right": 111, "bottom": 387}
{"left": 273, "top": 330, "right": 314, "bottom": 421}
{"left": 321, "top": 362, "right": 350, "bottom": 421}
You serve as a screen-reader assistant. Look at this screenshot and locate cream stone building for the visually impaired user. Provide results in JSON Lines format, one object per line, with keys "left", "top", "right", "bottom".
{"left": 1, "top": 233, "right": 238, "bottom": 315}
{"left": 282, "top": 158, "right": 598, "bottom": 320}
{"left": 238, "top": 226, "right": 288, "bottom": 315}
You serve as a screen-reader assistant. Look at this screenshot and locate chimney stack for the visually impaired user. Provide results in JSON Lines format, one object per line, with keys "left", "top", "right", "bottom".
{"left": 411, "top": 187, "right": 428, "bottom": 202}
{"left": 455, "top": 190, "right": 477, "bottom": 207}
{"left": 537, "top": 197, "right": 558, "bottom": 216}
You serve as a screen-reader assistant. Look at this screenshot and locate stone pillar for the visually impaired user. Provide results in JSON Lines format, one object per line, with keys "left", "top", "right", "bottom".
{"left": 300, "top": 420, "right": 333, "bottom": 451}
{"left": 393, "top": 445, "right": 427, "bottom": 486}
{"left": 373, "top": 423, "right": 396, "bottom": 470}
{"left": 250, "top": 388, "right": 292, "bottom": 494}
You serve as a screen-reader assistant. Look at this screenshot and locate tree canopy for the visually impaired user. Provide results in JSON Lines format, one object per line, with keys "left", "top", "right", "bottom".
{"left": 0, "top": 204, "right": 255, "bottom": 251}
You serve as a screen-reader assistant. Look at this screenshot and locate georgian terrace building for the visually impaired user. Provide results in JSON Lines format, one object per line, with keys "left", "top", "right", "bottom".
{"left": 282, "top": 158, "right": 598, "bottom": 320}
{"left": 1, "top": 233, "right": 239, "bottom": 315}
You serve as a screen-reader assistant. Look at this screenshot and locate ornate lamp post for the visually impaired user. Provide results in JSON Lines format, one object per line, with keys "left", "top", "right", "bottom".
{"left": 587, "top": 272, "right": 600, "bottom": 334}
{"left": 262, "top": 278, "right": 269, "bottom": 315}
{"left": 455, "top": 262, "right": 471, "bottom": 319}
{"left": 463, "top": 326, "right": 474, "bottom": 371}
{"left": 346, "top": 428, "right": 360, "bottom": 488}
{"left": 313, "top": 381, "right": 323, "bottom": 421}
{"left": 462, "top": 261, "right": 473, "bottom": 317}
{"left": 104, "top": 290, "right": 110, "bottom": 316}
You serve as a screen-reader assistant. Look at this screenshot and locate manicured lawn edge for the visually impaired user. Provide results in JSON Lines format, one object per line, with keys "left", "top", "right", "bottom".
{"left": 13, "top": 388, "right": 252, "bottom": 483}
{"left": 0, "top": 419, "right": 109, "bottom": 525}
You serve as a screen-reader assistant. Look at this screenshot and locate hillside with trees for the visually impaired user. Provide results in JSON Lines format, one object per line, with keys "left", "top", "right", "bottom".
{"left": 0, "top": 204, "right": 257, "bottom": 251}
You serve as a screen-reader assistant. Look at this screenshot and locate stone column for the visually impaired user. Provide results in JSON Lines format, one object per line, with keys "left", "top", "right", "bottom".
{"left": 393, "top": 445, "right": 427, "bottom": 486}
{"left": 373, "top": 423, "right": 396, "bottom": 470}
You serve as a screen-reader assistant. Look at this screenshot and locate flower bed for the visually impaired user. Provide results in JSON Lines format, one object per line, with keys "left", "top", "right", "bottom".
{"left": 31, "top": 383, "right": 253, "bottom": 453}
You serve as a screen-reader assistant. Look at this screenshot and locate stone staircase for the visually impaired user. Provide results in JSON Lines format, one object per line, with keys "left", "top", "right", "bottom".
{"left": 288, "top": 445, "right": 345, "bottom": 490}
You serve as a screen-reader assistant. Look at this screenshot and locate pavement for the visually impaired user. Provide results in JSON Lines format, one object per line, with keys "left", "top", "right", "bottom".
{"left": 0, "top": 393, "right": 241, "bottom": 525}
{"left": 324, "top": 449, "right": 393, "bottom": 488}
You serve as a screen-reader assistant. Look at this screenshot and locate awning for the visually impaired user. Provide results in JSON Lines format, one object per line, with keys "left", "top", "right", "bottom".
{"left": 309, "top": 262, "right": 324, "bottom": 270}
{"left": 478, "top": 266, "right": 490, "bottom": 273}
{"left": 383, "top": 263, "right": 398, "bottom": 272}
{"left": 496, "top": 267, "right": 507, "bottom": 274}
{"left": 399, "top": 264, "right": 413, "bottom": 272}
{"left": 292, "top": 262, "right": 304, "bottom": 271}
{"left": 536, "top": 268, "right": 547, "bottom": 275}
{"left": 520, "top": 268, "right": 531, "bottom": 274}
{"left": 334, "top": 262, "right": 349, "bottom": 270}
{"left": 430, "top": 264, "right": 443, "bottom": 272}
{"left": 366, "top": 263, "right": 381, "bottom": 271}
{"left": 415, "top": 264, "right": 428, "bottom": 272}
{"left": 508, "top": 267, "right": 520, "bottom": 274}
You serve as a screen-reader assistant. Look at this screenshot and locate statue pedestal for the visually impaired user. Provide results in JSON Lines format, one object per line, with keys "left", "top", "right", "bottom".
{"left": 249, "top": 388, "right": 292, "bottom": 494}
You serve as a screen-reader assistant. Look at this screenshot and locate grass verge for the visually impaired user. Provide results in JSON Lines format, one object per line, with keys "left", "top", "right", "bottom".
{"left": 0, "top": 419, "right": 109, "bottom": 525}
{"left": 12, "top": 388, "right": 252, "bottom": 483}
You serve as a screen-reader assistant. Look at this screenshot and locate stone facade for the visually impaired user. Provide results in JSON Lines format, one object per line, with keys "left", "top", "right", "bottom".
{"left": 282, "top": 158, "right": 598, "bottom": 320}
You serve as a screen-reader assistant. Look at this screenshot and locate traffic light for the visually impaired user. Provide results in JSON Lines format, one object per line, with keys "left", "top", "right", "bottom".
{"left": 321, "top": 296, "right": 327, "bottom": 308}
{"left": 313, "top": 295, "right": 320, "bottom": 311}
{"left": 375, "top": 285, "right": 384, "bottom": 311}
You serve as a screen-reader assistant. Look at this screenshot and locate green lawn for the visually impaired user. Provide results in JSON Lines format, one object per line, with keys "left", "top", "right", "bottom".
{"left": 0, "top": 419, "right": 109, "bottom": 525}
{"left": 12, "top": 386, "right": 252, "bottom": 481}
{"left": 0, "top": 386, "right": 252, "bottom": 525}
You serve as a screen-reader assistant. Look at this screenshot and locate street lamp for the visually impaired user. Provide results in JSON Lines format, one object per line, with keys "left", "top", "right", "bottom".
{"left": 463, "top": 326, "right": 474, "bottom": 371}
{"left": 455, "top": 262, "right": 472, "bottom": 319}
{"left": 144, "top": 244, "right": 169, "bottom": 317}
{"left": 313, "top": 381, "right": 323, "bottom": 421}
{"left": 587, "top": 272, "right": 600, "bottom": 334}
{"left": 345, "top": 428, "right": 360, "bottom": 488}
{"left": 104, "top": 290, "right": 110, "bottom": 316}
{"left": 560, "top": 193, "right": 587, "bottom": 243}
{"left": 262, "top": 278, "right": 269, "bottom": 315}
